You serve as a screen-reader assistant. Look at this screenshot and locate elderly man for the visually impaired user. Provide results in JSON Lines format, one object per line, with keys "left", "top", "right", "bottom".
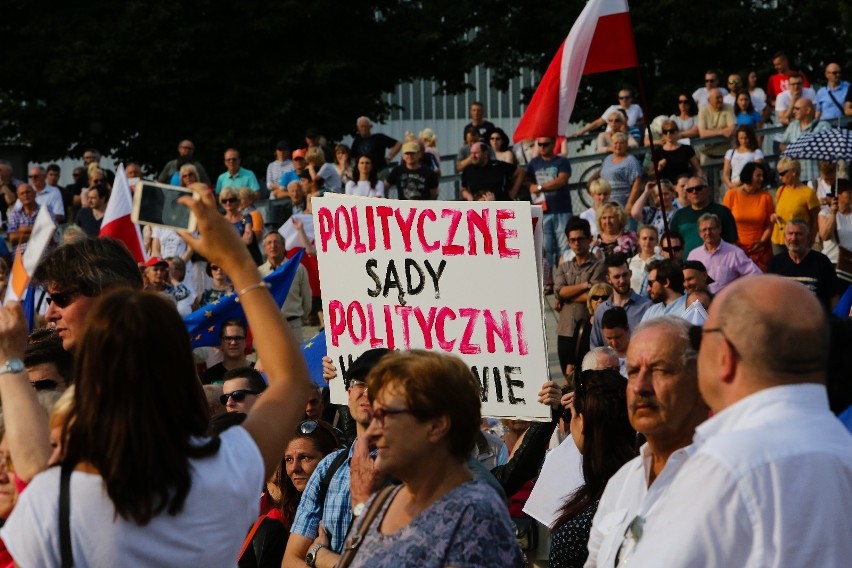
{"left": 18, "top": 166, "right": 64, "bottom": 223}
{"left": 669, "top": 177, "right": 738, "bottom": 256}
{"left": 591, "top": 253, "right": 651, "bottom": 348}
{"left": 816, "top": 63, "right": 848, "bottom": 121}
{"left": 215, "top": 148, "right": 260, "bottom": 195}
{"left": 34, "top": 238, "right": 143, "bottom": 351}
{"left": 697, "top": 89, "right": 736, "bottom": 165}
{"left": 460, "top": 142, "right": 523, "bottom": 201}
{"left": 259, "top": 232, "right": 312, "bottom": 341}
{"left": 350, "top": 116, "right": 401, "bottom": 174}
{"left": 585, "top": 316, "right": 708, "bottom": 567}
{"left": 158, "top": 139, "right": 210, "bottom": 185}
{"left": 780, "top": 98, "right": 831, "bottom": 183}
{"left": 768, "top": 219, "right": 841, "bottom": 307}
{"left": 221, "top": 367, "right": 266, "bottom": 414}
{"left": 686, "top": 214, "right": 760, "bottom": 293}
{"left": 7, "top": 184, "right": 42, "bottom": 254}
{"left": 143, "top": 257, "right": 175, "bottom": 297}
{"left": 641, "top": 259, "right": 687, "bottom": 322}
{"left": 628, "top": 275, "right": 852, "bottom": 566}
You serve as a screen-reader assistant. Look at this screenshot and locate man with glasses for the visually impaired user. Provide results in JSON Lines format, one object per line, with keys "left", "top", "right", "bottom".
{"left": 283, "top": 348, "right": 392, "bottom": 568}
{"left": 591, "top": 253, "right": 651, "bottom": 349}
{"left": 526, "top": 136, "right": 573, "bottom": 292}
{"left": 586, "top": 316, "right": 707, "bottom": 567}
{"left": 34, "top": 237, "right": 143, "bottom": 352}
{"left": 669, "top": 177, "right": 738, "bottom": 256}
{"left": 215, "top": 148, "right": 259, "bottom": 195}
{"left": 572, "top": 89, "right": 644, "bottom": 138}
{"left": 220, "top": 366, "right": 266, "bottom": 413}
{"left": 201, "top": 319, "right": 251, "bottom": 385}
{"left": 660, "top": 230, "right": 685, "bottom": 262}
{"left": 157, "top": 139, "right": 210, "bottom": 186}
{"left": 15, "top": 166, "right": 64, "bottom": 224}
{"left": 628, "top": 275, "right": 852, "bottom": 566}
{"left": 692, "top": 70, "right": 728, "bottom": 109}
{"left": 780, "top": 99, "right": 830, "bottom": 183}
{"left": 775, "top": 72, "right": 817, "bottom": 127}
{"left": 815, "top": 63, "right": 848, "bottom": 121}
{"left": 553, "top": 217, "right": 606, "bottom": 377}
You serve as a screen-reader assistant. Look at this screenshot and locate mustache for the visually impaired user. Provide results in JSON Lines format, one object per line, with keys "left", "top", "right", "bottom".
{"left": 631, "top": 397, "right": 661, "bottom": 412}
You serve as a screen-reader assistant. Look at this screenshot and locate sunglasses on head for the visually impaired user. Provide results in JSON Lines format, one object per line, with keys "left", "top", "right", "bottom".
{"left": 46, "top": 288, "right": 81, "bottom": 309}
{"left": 219, "top": 389, "right": 258, "bottom": 405}
{"left": 298, "top": 420, "right": 345, "bottom": 446}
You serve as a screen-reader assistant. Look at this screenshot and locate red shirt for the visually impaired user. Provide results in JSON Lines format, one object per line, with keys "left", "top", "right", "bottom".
{"left": 766, "top": 71, "right": 811, "bottom": 103}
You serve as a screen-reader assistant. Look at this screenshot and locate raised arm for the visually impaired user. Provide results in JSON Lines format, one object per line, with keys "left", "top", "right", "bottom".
{"left": 180, "top": 185, "right": 311, "bottom": 479}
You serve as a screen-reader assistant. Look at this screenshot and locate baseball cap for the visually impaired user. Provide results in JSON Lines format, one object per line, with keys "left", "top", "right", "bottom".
{"left": 402, "top": 141, "right": 420, "bottom": 153}
{"left": 682, "top": 260, "right": 715, "bottom": 284}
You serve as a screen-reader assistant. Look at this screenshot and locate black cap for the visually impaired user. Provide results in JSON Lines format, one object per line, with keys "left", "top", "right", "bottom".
{"left": 682, "top": 260, "right": 715, "bottom": 283}
{"left": 344, "top": 348, "right": 393, "bottom": 387}
{"left": 276, "top": 139, "right": 290, "bottom": 151}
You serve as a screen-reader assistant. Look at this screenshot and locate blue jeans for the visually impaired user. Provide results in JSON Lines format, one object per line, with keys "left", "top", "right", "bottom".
{"left": 543, "top": 212, "right": 571, "bottom": 272}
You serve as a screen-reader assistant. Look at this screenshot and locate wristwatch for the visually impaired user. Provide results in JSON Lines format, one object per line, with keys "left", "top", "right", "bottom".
{"left": 536, "top": 184, "right": 542, "bottom": 192}
{"left": 0, "top": 359, "right": 24, "bottom": 377}
{"left": 305, "top": 543, "right": 324, "bottom": 567}
{"left": 352, "top": 502, "right": 367, "bottom": 517}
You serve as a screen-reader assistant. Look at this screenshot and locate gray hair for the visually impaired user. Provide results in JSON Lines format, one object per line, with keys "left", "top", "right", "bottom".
{"left": 697, "top": 213, "right": 720, "bottom": 228}
{"left": 633, "top": 316, "right": 697, "bottom": 374}
{"left": 581, "top": 346, "right": 619, "bottom": 372}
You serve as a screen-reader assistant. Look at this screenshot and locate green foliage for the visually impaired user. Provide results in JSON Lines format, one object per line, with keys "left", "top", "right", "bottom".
{"left": 1, "top": 0, "right": 849, "bottom": 170}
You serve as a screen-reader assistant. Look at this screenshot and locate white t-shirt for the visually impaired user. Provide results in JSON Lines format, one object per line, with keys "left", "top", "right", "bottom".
{"left": 774, "top": 88, "right": 817, "bottom": 115}
{"left": 345, "top": 179, "right": 385, "bottom": 198}
{"left": 692, "top": 87, "right": 729, "bottom": 108}
{"left": 601, "top": 104, "right": 644, "bottom": 129}
{"left": 724, "top": 149, "right": 764, "bottom": 184}
{"left": 152, "top": 227, "right": 189, "bottom": 259}
{"left": 2, "top": 426, "right": 265, "bottom": 567}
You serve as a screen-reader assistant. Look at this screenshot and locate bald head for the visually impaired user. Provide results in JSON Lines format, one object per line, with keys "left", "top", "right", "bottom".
{"left": 699, "top": 275, "right": 828, "bottom": 410}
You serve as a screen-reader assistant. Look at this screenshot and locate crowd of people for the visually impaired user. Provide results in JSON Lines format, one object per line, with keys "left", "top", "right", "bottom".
{"left": 0, "top": 50, "right": 848, "bottom": 568}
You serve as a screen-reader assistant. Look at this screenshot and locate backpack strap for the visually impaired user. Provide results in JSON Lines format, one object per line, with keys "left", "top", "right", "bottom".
{"left": 237, "top": 516, "right": 266, "bottom": 562}
{"left": 59, "top": 463, "right": 73, "bottom": 568}
{"left": 316, "top": 448, "right": 350, "bottom": 512}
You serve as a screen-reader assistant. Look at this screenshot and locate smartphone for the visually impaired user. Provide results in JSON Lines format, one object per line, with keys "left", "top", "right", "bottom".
{"left": 132, "top": 181, "right": 198, "bottom": 232}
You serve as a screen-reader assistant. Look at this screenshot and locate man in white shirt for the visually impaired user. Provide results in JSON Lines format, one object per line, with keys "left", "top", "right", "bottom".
{"left": 692, "top": 70, "right": 729, "bottom": 108}
{"left": 628, "top": 275, "right": 852, "bottom": 566}
{"left": 585, "top": 316, "right": 708, "bottom": 567}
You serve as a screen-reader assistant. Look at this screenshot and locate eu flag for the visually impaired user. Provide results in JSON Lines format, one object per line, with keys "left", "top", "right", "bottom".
{"left": 301, "top": 330, "right": 328, "bottom": 387}
{"left": 184, "top": 250, "right": 304, "bottom": 348}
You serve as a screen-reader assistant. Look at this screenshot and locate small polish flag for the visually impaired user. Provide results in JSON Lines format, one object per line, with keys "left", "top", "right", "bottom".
{"left": 5, "top": 206, "right": 57, "bottom": 303}
{"left": 513, "top": 0, "right": 638, "bottom": 142}
{"left": 99, "top": 163, "right": 147, "bottom": 264}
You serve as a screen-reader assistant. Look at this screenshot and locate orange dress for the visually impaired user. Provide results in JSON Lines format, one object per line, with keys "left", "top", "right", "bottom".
{"left": 723, "top": 187, "right": 774, "bottom": 271}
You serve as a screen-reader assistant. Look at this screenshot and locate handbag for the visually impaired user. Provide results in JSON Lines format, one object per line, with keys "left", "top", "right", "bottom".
{"left": 59, "top": 463, "right": 73, "bottom": 568}
{"left": 837, "top": 246, "right": 852, "bottom": 281}
{"left": 336, "top": 485, "right": 396, "bottom": 568}
{"left": 512, "top": 516, "right": 538, "bottom": 551}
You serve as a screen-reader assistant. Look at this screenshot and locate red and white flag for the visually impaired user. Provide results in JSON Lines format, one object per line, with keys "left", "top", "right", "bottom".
{"left": 4, "top": 206, "right": 57, "bottom": 303}
{"left": 99, "top": 163, "right": 146, "bottom": 264}
{"left": 513, "top": 0, "right": 638, "bottom": 142}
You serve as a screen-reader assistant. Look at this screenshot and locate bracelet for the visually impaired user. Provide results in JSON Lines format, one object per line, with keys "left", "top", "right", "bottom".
{"left": 236, "top": 281, "right": 270, "bottom": 298}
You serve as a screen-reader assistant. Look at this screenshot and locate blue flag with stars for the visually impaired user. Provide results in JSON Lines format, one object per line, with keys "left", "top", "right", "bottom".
{"left": 301, "top": 330, "right": 328, "bottom": 387}
{"left": 184, "top": 250, "right": 304, "bottom": 348}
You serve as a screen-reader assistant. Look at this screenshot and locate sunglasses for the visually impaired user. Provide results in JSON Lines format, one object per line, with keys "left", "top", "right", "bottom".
{"left": 664, "top": 245, "right": 684, "bottom": 252}
{"left": 220, "top": 197, "right": 238, "bottom": 204}
{"left": 219, "top": 389, "right": 258, "bottom": 405}
{"left": 685, "top": 185, "right": 706, "bottom": 194}
{"left": 537, "top": 142, "right": 553, "bottom": 147}
{"left": 777, "top": 170, "right": 790, "bottom": 176}
{"left": 618, "top": 96, "right": 632, "bottom": 100}
{"left": 32, "top": 379, "right": 59, "bottom": 391}
{"left": 704, "top": 78, "right": 716, "bottom": 83}
{"left": 298, "top": 420, "right": 344, "bottom": 446}
{"left": 46, "top": 288, "right": 81, "bottom": 309}
{"left": 224, "top": 157, "right": 239, "bottom": 162}
{"left": 590, "top": 295, "right": 610, "bottom": 301}
{"left": 222, "top": 335, "right": 246, "bottom": 343}
{"left": 678, "top": 99, "right": 690, "bottom": 103}
{"left": 662, "top": 129, "right": 678, "bottom": 134}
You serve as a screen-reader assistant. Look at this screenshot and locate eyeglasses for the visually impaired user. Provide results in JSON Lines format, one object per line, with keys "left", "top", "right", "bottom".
{"left": 209, "top": 265, "right": 224, "bottom": 272}
{"left": 371, "top": 406, "right": 414, "bottom": 427}
{"left": 678, "top": 99, "right": 690, "bottom": 104}
{"left": 688, "top": 325, "right": 740, "bottom": 357}
{"left": 590, "top": 294, "right": 610, "bottom": 301}
{"left": 607, "top": 119, "right": 624, "bottom": 123}
{"left": 664, "top": 245, "right": 683, "bottom": 252}
{"left": 685, "top": 185, "right": 706, "bottom": 194}
{"left": 537, "top": 142, "right": 553, "bottom": 147}
{"left": 662, "top": 129, "right": 678, "bottom": 134}
{"left": 646, "top": 278, "right": 659, "bottom": 286}
{"left": 28, "top": 174, "right": 41, "bottom": 178}
{"left": 348, "top": 379, "right": 367, "bottom": 391}
{"left": 46, "top": 288, "right": 81, "bottom": 308}
{"left": 788, "top": 81, "right": 803, "bottom": 87}
{"left": 827, "top": 70, "right": 841, "bottom": 75}
{"left": 618, "top": 96, "right": 632, "bottom": 100}
{"left": 32, "top": 379, "right": 59, "bottom": 391}
{"left": 704, "top": 78, "right": 716, "bottom": 83}
{"left": 727, "top": 80, "right": 741, "bottom": 85}
{"left": 220, "top": 197, "right": 238, "bottom": 204}
{"left": 224, "top": 157, "right": 239, "bottom": 162}
{"left": 219, "top": 389, "right": 259, "bottom": 405}
{"left": 777, "top": 170, "right": 790, "bottom": 176}
{"left": 568, "top": 236, "right": 587, "bottom": 243}
{"left": 222, "top": 335, "right": 246, "bottom": 343}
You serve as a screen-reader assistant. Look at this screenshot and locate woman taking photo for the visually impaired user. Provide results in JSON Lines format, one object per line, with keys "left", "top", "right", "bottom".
{"left": 2, "top": 184, "right": 312, "bottom": 565}
{"left": 653, "top": 119, "right": 702, "bottom": 183}
{"left": 336, "top": 351, "right": 524, "bottom": 567}
{"left": 723, "top": 162, "right": 774, "bottom": 271}
{"left": 345, "top": 156, "right": 385, "bottom": 198}
{"left": 771, "top": 157, "right": 820, "bottom": 255}
{"left": 722, "top": 125, "right": 764, "bottom": 190}
{"left": 630, "top": 180, "right": 679, "bottom": 236}
{"left": 549, "top": 369, "right": 636, "bottom": 568}
{"left": 599, "top": 133, "right": 643, "bottom": 209}
{"left": 593, "top": 202, "right": 638, "bottom": 259}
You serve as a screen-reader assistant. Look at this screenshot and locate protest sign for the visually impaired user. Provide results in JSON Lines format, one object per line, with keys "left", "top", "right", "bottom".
{"left": 313, "top": 194, "right": 550, "bottom": 419}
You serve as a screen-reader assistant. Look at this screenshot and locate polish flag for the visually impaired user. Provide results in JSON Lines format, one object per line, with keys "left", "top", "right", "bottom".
{"left": 4, "top": 206, "right": 57, "bottom": 303}
{"left": 99, "top": 163, "right": 146, "bottom": 264}
{"left": 513, "top": 0, "right": 638, "bottom": 142}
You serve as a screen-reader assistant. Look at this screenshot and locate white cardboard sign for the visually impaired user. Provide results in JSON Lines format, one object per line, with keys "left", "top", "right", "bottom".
{"left": 313, "top": 195, "right": 550, "bottom": 419}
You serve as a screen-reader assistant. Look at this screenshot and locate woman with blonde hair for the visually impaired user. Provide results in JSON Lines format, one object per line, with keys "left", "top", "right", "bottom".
{"left": 578, "top": 178, "right": 612, "bottom": 239}
{"left": 418, "top": 128, "right": 441, "bottom": 175}
{"left": 593, "top": 202, "right": 638, "bottom": 259}
{"left": 304, "top": 147, "right": 342, "bottom": 194}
